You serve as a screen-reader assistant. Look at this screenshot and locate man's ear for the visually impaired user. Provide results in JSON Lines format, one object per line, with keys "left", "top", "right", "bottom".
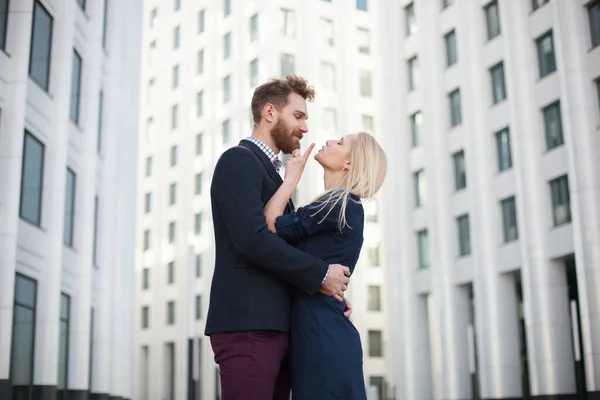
{"left": 263, "top": 103, "right": 277, "bottom": 123}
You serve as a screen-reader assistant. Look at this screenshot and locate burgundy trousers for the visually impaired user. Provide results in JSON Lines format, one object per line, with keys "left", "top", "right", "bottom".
{"left": 210, "top": 330, "right": 291, "bottom": 400}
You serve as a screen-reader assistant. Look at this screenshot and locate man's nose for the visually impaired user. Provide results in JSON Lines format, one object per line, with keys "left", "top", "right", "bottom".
{"left": 298, "top": 122, "right": 308, "bottom": 133}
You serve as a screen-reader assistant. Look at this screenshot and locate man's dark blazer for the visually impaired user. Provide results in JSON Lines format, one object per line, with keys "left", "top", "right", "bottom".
{"left": 204, "top": 140, "right": 329, "bottom": 335}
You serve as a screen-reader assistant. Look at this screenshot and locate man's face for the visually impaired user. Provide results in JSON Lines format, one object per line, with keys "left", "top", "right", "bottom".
{"left": 270, "top": 93, "right": 309, "bottom": 154}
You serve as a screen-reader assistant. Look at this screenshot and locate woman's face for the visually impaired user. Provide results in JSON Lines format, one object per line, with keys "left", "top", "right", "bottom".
{"left": 314, "top": 134, "right": 356, "bottom": 172}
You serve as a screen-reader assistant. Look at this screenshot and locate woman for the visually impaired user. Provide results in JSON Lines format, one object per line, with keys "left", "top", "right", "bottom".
{"left": 264, "top": 132, "right": 387, "bottom": 399}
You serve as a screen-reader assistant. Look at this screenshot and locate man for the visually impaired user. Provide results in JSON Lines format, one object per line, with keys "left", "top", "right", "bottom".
{"left": 205, "top": 75, "right": 351, "bottom": 399}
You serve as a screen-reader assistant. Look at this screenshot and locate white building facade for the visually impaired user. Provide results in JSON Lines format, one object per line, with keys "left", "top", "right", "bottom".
{"left": 379, "top": 0, "right": 600, "bottom": 399}
{"left": 0, "top": 0, "right": 142, "bottom": 399}
{"left": 135, "top": 0, "right": 391, "bottom": 399}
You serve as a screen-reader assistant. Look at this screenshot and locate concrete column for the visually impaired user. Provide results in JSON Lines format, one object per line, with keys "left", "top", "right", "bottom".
{"left": 0, "top": 0, "right": 34, "bottom": 392}
{"left": 554, "top": 0, "right": 600, "bottom": 392}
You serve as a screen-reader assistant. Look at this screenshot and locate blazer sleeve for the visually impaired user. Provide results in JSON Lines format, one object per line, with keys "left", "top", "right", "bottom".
{"left": 211, "top": 147, "right": 329, "bottom": 295}
{"left": 274, "top": 202, "right": 341, "bottom": 243}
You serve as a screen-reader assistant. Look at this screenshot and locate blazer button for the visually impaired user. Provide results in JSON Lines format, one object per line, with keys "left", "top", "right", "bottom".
{"left": 294, "top": 217, "right": 299, "bottom": 222}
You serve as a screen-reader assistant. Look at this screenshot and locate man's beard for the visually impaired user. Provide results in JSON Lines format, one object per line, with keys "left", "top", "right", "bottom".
{"left": 270, "top": 119, "right": 300, "bottom": 154}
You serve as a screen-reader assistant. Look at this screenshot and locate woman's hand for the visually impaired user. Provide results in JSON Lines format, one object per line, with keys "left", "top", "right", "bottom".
{"left": 284, "top": 143, "right": 315, "bottom": 185}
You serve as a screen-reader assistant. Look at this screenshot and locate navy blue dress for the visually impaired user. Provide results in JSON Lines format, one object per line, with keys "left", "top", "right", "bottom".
{"left": 275, "top": 194, "right": 367, "bottom": 400}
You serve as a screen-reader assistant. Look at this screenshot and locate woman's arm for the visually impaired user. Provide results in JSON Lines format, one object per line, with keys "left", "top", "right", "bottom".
{"left": 264, "top": 144, "right": 315, "bottom": 233}
{"left": 265, "top": 180, "right": 296, "bottom": 233}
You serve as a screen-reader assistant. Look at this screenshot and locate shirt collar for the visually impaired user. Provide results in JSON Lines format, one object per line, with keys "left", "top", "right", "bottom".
{"left": 243, "top": 137, "right": 282, "bottom": 173}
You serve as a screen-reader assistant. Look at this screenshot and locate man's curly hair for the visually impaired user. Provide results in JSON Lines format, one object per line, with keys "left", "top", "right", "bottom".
{"left": 251, "top": 75, "right": 315, "bottom": 124}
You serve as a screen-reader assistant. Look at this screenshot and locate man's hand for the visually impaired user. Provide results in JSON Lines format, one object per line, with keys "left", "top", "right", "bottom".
{"left": 319, "top": 264, "right": 351, "bottom": 301}
{"left": 344, "top": 297, "right": 353, "bottom": 321}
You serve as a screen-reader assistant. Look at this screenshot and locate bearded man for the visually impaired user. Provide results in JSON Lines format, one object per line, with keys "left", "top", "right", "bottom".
{"left": 205, "top": 75, "right": 351, "bottom": 400}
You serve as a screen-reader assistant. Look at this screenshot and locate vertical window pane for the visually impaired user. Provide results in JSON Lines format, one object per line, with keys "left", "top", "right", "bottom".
{"left": 532, "top": 0, "right": 549, "bottom": 11}
{"left": 141, "top": 306, "right": 149, "bottom": 328}
{"left": 0, "top": 0, "right": 9, "bottom": 50}
{"left": 250, "top": 58, "right": 259, "bottom": 87}
{"left": 143, "top": 229, "right": 150, "bottom": 250}
{"left": 320, "top": 62, "right": 335, "bottom": 91}
{"left": 172, "top": 64, "right": 179, "bottom": 89}
{"left": 495, "top": 128, "right": 512, "bottom": 172}
{"left": 359, "top": 70, "right": 372, "bottom": 97}
{"left": 223, "top": 75, "right": 231, "bottom": 103}
{"left": 195, "top": 295, "right": 202, "bottom": 320}
{"left": 417, "top": 230, "right": 429, "bottom": 268}
{"left": 97, "top": 90, "right": 104, "bottom": 153}
{"left": 323, "top": 108, "right": 337, "bottom": 136}
{"left": 167, "top": 302, "right": 175, "bottom": 324}
{"left": 223, "top": 32, "right": 231, "bottom": 59}
{"left": 173, "top": 26, "right": 180, "bottom": 49}
{"left": 63, "top": 168, "right": 76, "bottom": 246}
{"left": 281, "top": 8, "right": 295, "bottom": 37}
{"left": 589, "top": 1, "right": 600, "bottom": 47}
{"left": 197, "top": 49, "right": 204, "bottom": 74}
{"left": 196, "top": 254, "right": 202, "bottom": 277}
{"left": 174, "top": 0, "right": 181, "bottom": 11}
{"left": 168, "top": 261, "right": 175, "bottom": 283}
{"left": 146, "top": 156, "right": 153, "bottom": 177}
{"left": 445, "top": 29, "right": 457, "bottom": 67}
{"left": 367, "top": 286, "right": 381, "bottom": 311}
{"left": 408, "top": 56, "right": 419, "bottom": 91}
{"left": 150, "top": 7, "right": 158, "bottom": 27}
{"left": 169, "top": 183, "right": 177, "bottom": 205}
{"left": 358, "top": 27, "right": 370, "bottom": 53}
{"left": 453, "top": 150, "right": 467, "bottom": 190}
{"left": 321, "top": 18, "right": 334, "bottom": 47}
{"left": 10, "top": 274, "right": 37, "bottom": 399}
{"left": 195, "top": 212, "right": 202, "bottom": 235}
{"left": 70, "top": 50, "right": 83, "bottom": 124}
{"left": 491, "top": 62, "right": 506, "bottom": 103}
{"left": 170, "top": 145, "right": 177, "bottom": 166}
{"left": 57, "top": 294, "right": 70, "bottom": 392}
{"left": 195, "top": 172, "right": 203, "bottom": 195}
{"left": 20, "top": 131, "right": 45, "bottom": 226}
{"left": 196, "top": 133, "right": 203, "bottom": 155}
{"left": 356, "top": 0, "right": 368, "bottom": 12}
{"left": 550, "top": 175, "right": 571, "bottom": 226}
{"left": 543, "top": 101, "right": 564, "bottom": 150}
{"left": 143, "top": 268, "right": 150, "bottom": 289}
{"left": 449, "top": 89, "right": 462, "bottom": 127}
{"left": 166, "top": 343, "right": 175, "bottom": 400}
{"left": 222, "top": 119, "right": 230, "bottom": 144}
{"left": 93, "top": 196, "right": 99, "bottom": 265}
{"left": 224, "top": 0, "right": 231, "bottom": 16}
{"left": 414, "top": 169, "right": 426, "bottom": 207}
{"left": 198, "top": 9, "right": 205, "bottom": 33}
{"left": 29, "top": 1, "right": 54, "bottom": 91}
{"left": 411, "top": 111, "right": 423, "bottom": 147}
{"left": 502, "top": 197, "right": 518, "bottom": 242}
{"left": 485, "top": 1, "right": 501, "bottom": 40}
{"left": 537, "top": 32, "right": 556, "bottom": 77}
{"left": 405, "top": 3, "right": 417, "bottom": 36}
{"left": 196, "top": 91, "right": 203, "bottom": 117}
{"left": 457, "top": 214, "right": 471, "bottom": 256}
{"left": 102, "top": 0, "right": 108, "bottom": 49}
{"left": 250, "top": 13, "right": 258, "bottom": 41}
{"left": 368, "top": 330, "right": 382, "bottom": 356}
{"left": 280, "top": 53, "right": 295, "bottom": 76}
{"left": 171, "top": 104, "right": 178, "bottom": 129}
{"left": 361, "top": 115, "right": 373, "bottom": 132}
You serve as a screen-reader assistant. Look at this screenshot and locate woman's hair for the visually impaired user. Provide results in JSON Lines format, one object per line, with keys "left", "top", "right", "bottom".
{"left": 309, "top": 132, "right": 387, "bottom": 230}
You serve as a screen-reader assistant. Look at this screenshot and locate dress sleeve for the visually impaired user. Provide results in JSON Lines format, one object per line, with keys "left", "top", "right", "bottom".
{"left": 274, "top": 202, "right": 341, "bottom": 243}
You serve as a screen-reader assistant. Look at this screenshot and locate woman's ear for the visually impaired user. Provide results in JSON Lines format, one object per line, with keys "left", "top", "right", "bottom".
{"left": 343, "top": 160, "right": 351, "bottom": 171}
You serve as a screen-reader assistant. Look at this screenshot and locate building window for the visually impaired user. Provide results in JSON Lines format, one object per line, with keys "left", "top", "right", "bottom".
{"left": 93, "top": 196, "right": 99, "bottom": 265}
{"left": 196, "top": 133, "right": 203, "bottom": 155}
{"left": 197, "top": 49, "right": 204, "bottom": 74}
{"left": 148, "top": 40, "right": 156, "bottom": 65}
{"left": 410, "top": 111, "right": 423, "bottom": 147}
{"left": 370, "top": 377, "right": 385, "bottom": 400}
{"left": 457, "top": 214, "right": 471, "bottom": 256}
{"left": 281, "top": 8, "right": 295, "bottom": 38}
{"left": 367, "top": 286, "right": 381, "bottom": 311}
{"left": 501, "top": 196, "right": 518, "bottom": 242}
{"left": 356, "top": 0, "right": 368, "bottom": 12}
{"left": 368, "top": 330, "right": 382, "bottom": 357}
{"left": 143, "top": 229, "right": 150, "bottom": 250}
{"left": 280, "top": 53, "right": 295, "bottom": 76}
{"left": 195, "top": 295, "right": 202, "bottom": 320}
{"left": 222, "top": 119, "right": 230, "bottom": 144}
{"left": 168, "top": 222, "right": 176, "bottom": 243}
{"left": 168, "top": 261, "right": 175, "bottom": 283}
{"left": 495, "top": 128, "right": 512, "bottom": 172}
{"left": 150, "top": 7, "right": 158, "bottom": 27}
{"left": 490, "top": 62, "right": 506, "bottom": 103}
{"left": 543, "top": 101, "right": 563, "bottom": 150}
{"left": 29, "top": 1, "right": 53, "bottom": 91}
{"left": 320, "top": 62, "right": 336, "bottom": 92}
{"left": 196, "top": 254, "right": 202, "bottom": 277}
{"left": 323, "top": 108, "right": 337, "bottom": 136}
{"left": 69, "top": 50, "right": 83, "bottom": 124}
{"left": 195, "top": 212, "right": 202, "bottom": 235}
{"left": 141, "top": 306, "right": 149, "bottom": 329}
{"left": 449, "top": 88, "right": 462, "bottom": 127}
{"left": 145, "top": 156, "right": 153, "bottom": 177}
{"left": 596, "top": 78, "right": 600, "bottom": 115}
{"left": 172, "top": 64, "right": 179, "bottom": 89}
{"left": 170, "top": 145, "right": 177, "bottom": 167}
{"left": 0, "top": 0, "right": 9, "bottom": 51}
{"left": 407, "top": 56, "right": 419, "bottom": 91}
{"left": 536, "top": 31, "right": 556, "bottom": 78}
{"left": 195, "top": 172, "right": 203, "bottom": 195}
{"left": 97, "top": 90, "right": 104, "bottom": 153}
{"left": 223, "top": 32, "right": 231, "bottom": 59}
{"left": 169, "top": 183, "right": 177, "bottom": 205}
{"left": 249, "top": 58, "right": 259, "bottom": 87}
{"left": 357, "top": 27, "right": 370, "bottom": 53}
{"left": 196, "top": 91, "right": 204, "bottom": 117}
{"left": 414, "top": 169, "right": 426, "bottom": 207}
{"left": 532, "top": 0, "right": 549, "bottom": 11}
{"left": 362, "top": 115, "right": 373, "bottom": 132}
{"left": 10, "top": 274, "right": 37, "bottom": 399}
{"left": 167, "top": 301, "right": 175, "bottom": 325}
{"left": 368, "top": 246, "right": 380, "bottom": 266}
{"left": 224, "top": 0, "right": 231, "bottom": 16}
{"left": 589, "top": 1, "right": 600, "bottom": 47}
{"left": 174, "top": 0, "right": 181, "bottom": 11}
{"left": 20, "top": 131, "right": 45, "bottom": 226}
{"left": 143, "top": 268, "right": 150, "bottom": 290}
{"left": 198, "top": 9, "right": 205, "bottom": 33}
{"left": 223, "top": 75, "right": 231, "bottom": 103}
{"left": 445, "top": 29, "right": 457, "bottom": 67}
{"left": 405, "top": 2, "right": 417, "bottom": 36}
{"left": 417, "top": 229, "right": 429, "bottom": 269}
{"left": 321, "top": 18, "right": 334, "bottom": 47}
{"left": 484, "top": 1, "right": 500, "bottom": 40}
{"left": 173, "top": 25, "right": 180, "bottom": 49}
{"left": 453, "top": 150, "right": 467, "bottom": 190}
{"left": 171, "top": 104, "right": 178, "bottom": 129}
{"left": 359, "top": 70, "right": 372, "bottom": 97}
{"left": 101, "top": 0, "right": 108, "bottom": 49}
{"left": 250, "top": 13, "right": 258, "bottom": 41}
{"left": 166, "top": 343, "right": 175, "bottom": 400}
{"left": 57, "top": 294, "right": 71, "bottom": 398}
{"left": 63, "top": 168, "right": 76, "bottom": 247}
{"left": 144, "top": 193, "right": 152, "bottom": 214}
{"left": 443, "top": 0, "right": 453, "bottom": 8}
{"left": 550, "top": 175, "right": 571, "bottom": 226}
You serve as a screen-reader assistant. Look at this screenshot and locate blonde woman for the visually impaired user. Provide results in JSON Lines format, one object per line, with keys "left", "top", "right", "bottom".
{"left": 264, "top": 132, "right": 387, "bottom": 400}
